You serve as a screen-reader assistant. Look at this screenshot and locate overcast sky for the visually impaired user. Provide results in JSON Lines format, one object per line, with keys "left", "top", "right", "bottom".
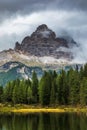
{"left": 0, "top": 0, "right": 87, "bottom": 52}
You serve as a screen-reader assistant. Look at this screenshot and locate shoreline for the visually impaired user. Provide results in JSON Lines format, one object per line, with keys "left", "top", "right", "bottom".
{"left": 11, "top": 108, "right": 87, "bottom": 113}
{"left": 0, "top": 105, "right": 87, "bottom": 113}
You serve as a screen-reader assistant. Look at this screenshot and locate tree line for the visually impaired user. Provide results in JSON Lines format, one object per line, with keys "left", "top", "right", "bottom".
{"left": 0, "top": 64, "right": 87, "bottom": 106}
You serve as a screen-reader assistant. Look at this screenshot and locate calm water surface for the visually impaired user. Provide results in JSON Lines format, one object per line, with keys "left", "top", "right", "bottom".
{"left": 0, "top": 113, "right": 87, "bottom": 130}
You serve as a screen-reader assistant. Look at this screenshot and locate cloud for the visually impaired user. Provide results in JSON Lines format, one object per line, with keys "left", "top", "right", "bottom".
{"left": 0, "top": 0, "right": 87, "bottom": 22}
{"left": 0, "top": 0, "right": 87, "bottom": 63}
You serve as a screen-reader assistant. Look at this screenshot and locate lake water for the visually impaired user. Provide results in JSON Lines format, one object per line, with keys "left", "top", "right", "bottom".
{"left": 0, "top": 113, "right": 87, "bottom": 130}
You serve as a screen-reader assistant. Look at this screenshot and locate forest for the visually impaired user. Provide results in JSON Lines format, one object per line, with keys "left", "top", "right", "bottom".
{"left": 0, "top": 64, "right": 87, "bottom": 106}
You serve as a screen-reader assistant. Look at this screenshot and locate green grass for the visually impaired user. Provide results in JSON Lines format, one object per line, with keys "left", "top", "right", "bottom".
{"left": 0, "top": 104, "right": 87, "bottom": 114}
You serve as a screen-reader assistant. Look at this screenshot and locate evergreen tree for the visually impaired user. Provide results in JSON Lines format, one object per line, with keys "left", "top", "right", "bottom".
{"left": 79, "top": 66, "right": 84, "bottom": 80}
{"left": 50, "top": 80, "right": 56, "bottom": 105}
{"left": 56, "top": 70, "right": 69, "bottom": 105}
{"left": 19, "top": 80, "right": 27, "bottom": 104}
{"left": 12, "top": 79, "right": 20, "bottom": 104}
{"left": 83, "top": 64, "right": 87, "bottom": 77}
{"left": 39, "top": 72, "right": 51, "bottom": 105}
{"left": 4, "top": 82, "right": 14, "bottom": 102}
{"left": 80, "top": 78, "right": 87, "bottom": 105}
{"left": 0, "top": 86, "right": 3, "bottom": 102}
{"left": 32, "top": 71, "right": 38, "bottom": 103}
{"left": 27, "top": 86, "right": 33, "bottom": 104}
{"left": 68, "top": 69, "right": 80, "bottom": 105}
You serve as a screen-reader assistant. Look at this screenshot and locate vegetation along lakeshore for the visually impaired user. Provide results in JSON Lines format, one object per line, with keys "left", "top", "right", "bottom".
{"left": 0, "top": 64, "right": 87, "bottom": 113}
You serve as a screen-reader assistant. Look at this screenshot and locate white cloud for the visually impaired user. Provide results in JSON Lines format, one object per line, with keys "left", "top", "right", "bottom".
{"left": 0, "top": 10, "right": 87, "bottom": 36}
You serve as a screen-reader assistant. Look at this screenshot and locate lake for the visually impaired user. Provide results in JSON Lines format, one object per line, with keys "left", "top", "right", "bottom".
{"left": 0, "top": 113, "right": 87, "bottom": 130}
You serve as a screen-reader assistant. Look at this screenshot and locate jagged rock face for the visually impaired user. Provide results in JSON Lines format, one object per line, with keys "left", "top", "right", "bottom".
{"left": 15, "top": 24, "right": 77, "bottom": 59}
{"left": 31, "top": 24, "right": 56, "bottom": 40}
{"left": 15, "top": 42, "right": 21, "bottom": 51}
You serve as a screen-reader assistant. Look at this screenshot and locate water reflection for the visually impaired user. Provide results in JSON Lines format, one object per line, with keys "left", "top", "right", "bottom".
{"left": 0, "top": 113, "right": 87, "bottom": 130}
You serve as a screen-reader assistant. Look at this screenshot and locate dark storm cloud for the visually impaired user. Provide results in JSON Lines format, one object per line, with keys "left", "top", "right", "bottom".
{"left": 0, "top": 0, "right": 54, "bottom": 22}
{"left": 0, "top": 0, "right": 87, "bottom": 18}
{"left": 0, "top": 0, "right": 51, "bottom": 14}
{"left": 54, "top": 0, "right": 87, "bottom": 10}
{"left": 0, "top": 0, "right": 87, "bottom": 23}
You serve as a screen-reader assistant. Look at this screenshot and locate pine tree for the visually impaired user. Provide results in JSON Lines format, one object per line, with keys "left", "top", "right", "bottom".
{"left": 80, "top": 78, "right": 87, "bottom": 105}
{"left": 39, "top": 72, "right": 51, "bottom": 105}
{"left": 12, "top": 79, "right": 20, "bottom": 104}
{"left": 79, "top": 66, "right": 84, "bottom": 80}
{"left": 32, "top": 71, "right": 38, "bottom": 103}
{"left": 27, "top": 86, "right": 33, "bottom": 104}
{"left": 19, "top": 80, "right": 27, "bottom": 104}
{"left": 83, "top": 64, "right": 87, "bottom": 77}
{"left": 56, "top": 70, "right": 68, "bottom": 105}
{"left": 4, "top": 82, "right": 14, "bottom": 102}
{"left": 68, "top": 69, "right": 80, "bottom": 105}
{"left": 0, "top": 86, "right": 3, "bottom": 102}
{"left": 50, "top": 81, "right": 56, "bottom": 105}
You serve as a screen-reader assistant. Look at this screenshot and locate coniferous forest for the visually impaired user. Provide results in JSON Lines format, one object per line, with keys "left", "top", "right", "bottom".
{"left": 0, "top": 64, "right": 87, "bottom": 106}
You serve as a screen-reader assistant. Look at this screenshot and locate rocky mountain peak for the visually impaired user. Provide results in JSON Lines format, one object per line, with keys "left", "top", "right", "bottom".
{"left": 31, "top": 24, "right": 56, "bottom": 39}
{"left": 14, "top": 24, "right": 77, "bottom": 59}
{"left": 36, "top": 24, "right": 48, "bottom": 31}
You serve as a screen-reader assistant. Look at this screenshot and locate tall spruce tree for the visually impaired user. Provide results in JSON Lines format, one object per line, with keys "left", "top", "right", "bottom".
{"left": 12, "top": 79, "right": 20, "bottom": 104}
{"left": 50, "top": 80, "right": 56, "bottom": 105}
{"left": 39, "top": 72, "right": 51, "bottom": 105}
{"left": 27, "top": 86, "right": 33, "bottom": 104}
{"left": 56, "top": 70, "right": 68, "bottom": 105}
{"left": 80, "top": 78, "right": 87, "bottom": 105}
{"left": 32, "top": 71, "right": 38, "bottom": 103}
{"left": 0, "top": 86, "right": 3, "bottom": 102}
{"left": 68, "top": 69, "right": 80, "bottom": 105}
{"left": 4, "top": 82, "right": 14, "bottom": 102}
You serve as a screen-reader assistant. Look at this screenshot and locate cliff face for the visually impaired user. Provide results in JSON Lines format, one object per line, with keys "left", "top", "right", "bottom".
{"left": 15, "top": 24, "right": 77, "bottom": 59}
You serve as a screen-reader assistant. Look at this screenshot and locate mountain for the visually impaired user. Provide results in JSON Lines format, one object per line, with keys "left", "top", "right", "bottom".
{"left": 15, "top": 24, "right": 77, "bottom": 59}
{"left": 0, "top": 24, "right": 77, "bottom": 67}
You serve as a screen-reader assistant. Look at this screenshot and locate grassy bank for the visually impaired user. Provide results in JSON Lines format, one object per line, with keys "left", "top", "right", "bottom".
{"left": 0, "top": 104, "right": 87, "bottom": 114}
{"left": 11, "top": 107, "right": 87, "bottom": 113}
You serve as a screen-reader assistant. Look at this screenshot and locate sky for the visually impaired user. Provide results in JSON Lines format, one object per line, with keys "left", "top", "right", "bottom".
{"left": 0, "top": 0, "right": 87, "bottom": 62}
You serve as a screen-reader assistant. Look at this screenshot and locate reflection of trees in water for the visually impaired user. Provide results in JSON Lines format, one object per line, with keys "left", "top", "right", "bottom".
{"left": 0, "top": 113, "right": 87, "bottom": 130}
{"left": 0, "top": 114, "right": 39, "bottom": 130}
